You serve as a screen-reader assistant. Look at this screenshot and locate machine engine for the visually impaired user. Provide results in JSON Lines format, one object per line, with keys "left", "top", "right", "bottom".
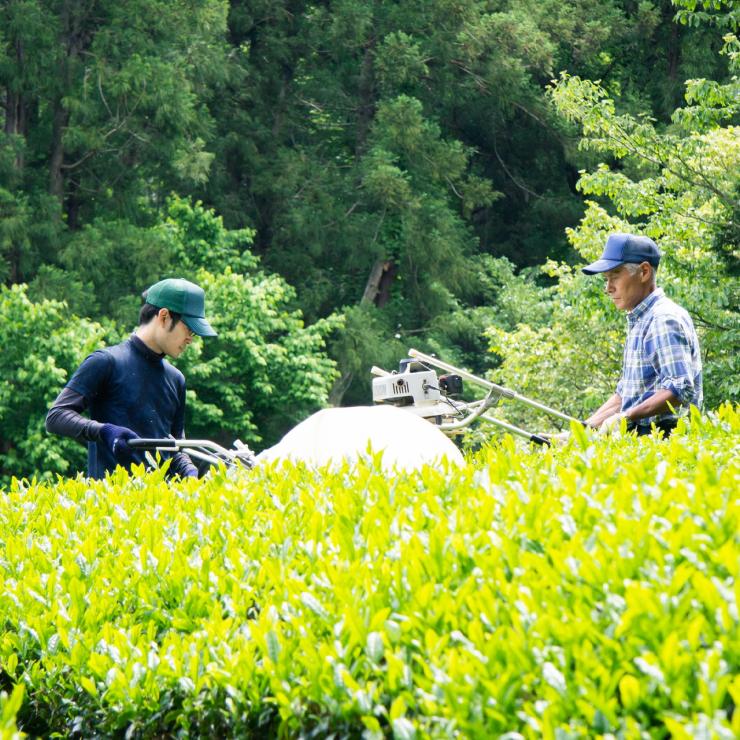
{"left": 372, "top": 359, "right": 463, "bottom": 422}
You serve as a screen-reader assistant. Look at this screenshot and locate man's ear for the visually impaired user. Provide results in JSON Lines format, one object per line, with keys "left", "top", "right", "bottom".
{"left": 157, "top": 307, "right": 170, "bottom": 325}
{"left": 640, "top": 262, "right": 652, "bottom": 281}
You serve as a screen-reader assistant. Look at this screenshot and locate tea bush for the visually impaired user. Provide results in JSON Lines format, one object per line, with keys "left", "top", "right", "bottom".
{"left": 0, "top": 406, "right": 738, "bottom": 738}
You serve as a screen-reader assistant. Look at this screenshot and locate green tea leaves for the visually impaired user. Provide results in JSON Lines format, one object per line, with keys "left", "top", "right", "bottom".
{"left": 0, "top": 406, "right": 737, "bottom": 735}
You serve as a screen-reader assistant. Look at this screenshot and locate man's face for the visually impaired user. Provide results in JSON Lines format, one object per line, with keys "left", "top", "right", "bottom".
{"left": 603, "top": 263, "right": 651, "bottom": 311}
{"left": 157, "top": 311, "right": 195, "bottom": 358}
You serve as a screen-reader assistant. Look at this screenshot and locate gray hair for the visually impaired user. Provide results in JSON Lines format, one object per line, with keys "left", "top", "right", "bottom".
{"left": 624, "top": 262, "right": 658, "bottom": 280}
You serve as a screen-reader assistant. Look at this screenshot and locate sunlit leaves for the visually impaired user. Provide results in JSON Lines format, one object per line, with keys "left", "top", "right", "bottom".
{"left": 492, "top": 42, "right": 739, "bottom": 419}
{"left": 0, "top": 285, "right": 110, "bottom": 485}
{"left": 0, "top": 407, "right": 737, "bottom": 735}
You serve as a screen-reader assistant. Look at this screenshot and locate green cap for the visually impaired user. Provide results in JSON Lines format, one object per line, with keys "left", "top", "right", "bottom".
{"left": 144, "top": 278, "right": 217, "bottom": 337}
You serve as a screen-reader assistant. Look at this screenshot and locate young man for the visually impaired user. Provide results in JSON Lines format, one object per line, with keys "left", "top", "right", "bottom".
{"left": 46, "top": 278, "right": 217, "bottom": 478}
{"left": 582, "top": 233, "right": 702, "bottom": 436}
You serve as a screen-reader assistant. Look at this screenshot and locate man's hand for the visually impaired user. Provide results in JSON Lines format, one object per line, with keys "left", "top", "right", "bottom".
{"left": 538, "top": 431, "right": 571, "bottom": 446}
{"left": 599, "top": 413, "right": 627, "bottom": 436}
{"left": 99, "top": 423, "right": 138, "bottom": 464}
{"left": 585, "top": 393, "right": 623, "bottom": 429}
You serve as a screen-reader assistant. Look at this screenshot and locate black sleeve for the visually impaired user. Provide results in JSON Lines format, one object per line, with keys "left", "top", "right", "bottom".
{"left": 46, "top": 387, "right": 104, "bottom": 443}
{"left": 169, "top": 451, "right": 199, "bottom": 478}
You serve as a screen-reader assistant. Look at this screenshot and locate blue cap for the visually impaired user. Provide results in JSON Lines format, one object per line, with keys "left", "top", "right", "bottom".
{"left": 582, "top": 233, "right": 661, "bottom": 274}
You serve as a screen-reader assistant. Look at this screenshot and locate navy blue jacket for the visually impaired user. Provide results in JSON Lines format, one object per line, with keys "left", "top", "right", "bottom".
{"left": 55, "top": 336, "right": 194, "bottom": 478}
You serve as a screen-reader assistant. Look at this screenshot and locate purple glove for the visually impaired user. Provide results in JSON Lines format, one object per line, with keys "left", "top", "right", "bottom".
{"left": 99, "top": 423, "right": 138, "bottom": 464}
{"left": 183, "top": 465, "right": 199, "bottom": 478}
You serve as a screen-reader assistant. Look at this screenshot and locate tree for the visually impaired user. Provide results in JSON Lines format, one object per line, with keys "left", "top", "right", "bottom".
{"left": 198, "top": 0, "right": 731, "bottom": 404}
{"left": 176, "top": 267, "right": 339, "bottom": 447}
{"left": 0, "top": 284, "right": 109, "bottom": 485}
{"left": 160, "top": 197, "right": 339, "bottom": 446}
{"left": 486, "top": 29, "right": 739, "bottom": 429}
{"left": 1, "top": 198, "right": 338, "bottom": 483}
{"left": 0, "top": 0, "right": 228, "bottom": 281}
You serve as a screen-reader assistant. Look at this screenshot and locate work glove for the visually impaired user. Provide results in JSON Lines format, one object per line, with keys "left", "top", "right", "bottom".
{"left": 599, "top": 413, "right": 627, "bottom": 437}
{"left": 183, "top": 464, "right": 199, "bottom": 478}
{"left": 99, "top": 423, "right": 139, "bottom": 464}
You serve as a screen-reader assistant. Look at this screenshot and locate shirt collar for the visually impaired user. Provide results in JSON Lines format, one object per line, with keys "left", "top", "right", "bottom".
{"left": 628, "top": 287, "right": 663, "bottom": 324}
{"left": 129, "top": 334, "right": 165, "bottom": 363}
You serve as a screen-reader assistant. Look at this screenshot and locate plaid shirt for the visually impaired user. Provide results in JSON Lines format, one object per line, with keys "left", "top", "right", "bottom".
{"left": 616, "top": 288, "right": 703, "bottom": 428}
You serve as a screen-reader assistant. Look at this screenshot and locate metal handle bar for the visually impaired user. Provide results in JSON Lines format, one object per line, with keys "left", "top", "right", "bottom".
{"left": 477, "top": 413, "right": 550, "bottom": 446}
{"left": 438, "top": 401, "right": 550, "bottom": 446}
{"left": 128, "top": 438, "right": 244, "bottom": 468}
{"left": 437, "top": 389, "right": 499, "bottom": 431}
{"left": 408, "top": 348, "right": 580, "bottom": 425}
{"left": 128, "top": 438, "right": 178, "bottom": 450}
{"left": 129, "top": 438, "right": 232, "bottom": 453}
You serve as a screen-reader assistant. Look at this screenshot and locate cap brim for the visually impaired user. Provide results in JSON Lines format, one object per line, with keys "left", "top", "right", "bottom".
{"left": 182, "top": 315, "right": 217, "bottom": 337}
{"left": 581, "top": 258, "right": 624, "bottom": 275}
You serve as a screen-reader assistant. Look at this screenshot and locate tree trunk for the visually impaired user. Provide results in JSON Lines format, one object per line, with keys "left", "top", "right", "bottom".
{"left": 328, "top": 371, "right": 354, "bottom": 406}
{"left": 355, "top": 37, "right": 376, "bottom": 158}
{"left": 49, "top": 98, "right": 69, "bottom": 200}
{"left": 271, "top": 71, "right": 291, "bottom": 138}
{"left": 329, "top": 257, "right": 397, "bottom": 405}
{"left": 4, "top": 90, "right": 27, "bottom": 136}
{"left": 663, "top": 1, "right": 682, "bottom": 114}
{"left": 362, "top": 259, "right": 386, "bottom": 305}
{"left": 4, "top": 39, "right": 27, "bottom": 170}
{"left": 328, "top": 10, "right": 383, "bottom": 407}
{"left": 667, "top": 22, "right": 680, "bottom": 83}
{"left": 362, "top": 258, "right": 397, "bottom": 307}
{"left": 66, "top": 177, "right": 81, "bottom": 230}
{"left": 49, "top": 1, "right": 87, "bottom": 202}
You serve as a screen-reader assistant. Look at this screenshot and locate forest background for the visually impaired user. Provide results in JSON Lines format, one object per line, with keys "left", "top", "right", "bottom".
{"left": 0, "top": 0, "right": 737, "bottom": 482}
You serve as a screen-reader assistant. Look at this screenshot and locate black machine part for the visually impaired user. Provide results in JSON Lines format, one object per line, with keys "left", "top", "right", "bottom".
{"left": 438, "top": 373, "right": 463, "bottom": 398}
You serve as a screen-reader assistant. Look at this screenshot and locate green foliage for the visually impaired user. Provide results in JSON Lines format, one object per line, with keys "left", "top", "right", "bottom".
{"left": 486, "top": 273, "right": 624, "bottom": 429}
{"left": 4, "top": 198, "right": 337, "bottom": 480}
{"left": 32, "top": 219, "right": 175, "bottom": 326}
{"left": 488, "top": 35, "right": 739, "bottom": 427}
{"left": 162, "top": 196, "right": 258, "bottom": 275}
{"left": 0, "top": 685, "right": 25, "bottom": 739}
{"left": 30, "top": 196, "right": 259, "bottom": 326}
{"left": 673, "top": 0, "right": 740, "bottom": 30}
{"left": 0, "top": 186, "right": 62, "bottom": 285}
{"left": 158, "top": 197, "right": 339, "bottom": 447}
{"left": 0, "top": 407, "right": 737, "bottom": 736}
{"left": 0, "top": 285, "right": 109, "bottom": 485}
{"left": 211, "top": 0, "right": 662, "bottom": 401}
{"left": 0, "top": 0, "right": 229, "bottom": 289}
{"left": 176, "top": 268, "right": 340, "bottom": 447}
{"left": 375, "top": 31, "right": 430, "bottom": 92}
{"left": 1, "top": 0, "right": 738, "bottom": 474}
{"left": 404, "top": 256, "right": 552, "bottom": 393}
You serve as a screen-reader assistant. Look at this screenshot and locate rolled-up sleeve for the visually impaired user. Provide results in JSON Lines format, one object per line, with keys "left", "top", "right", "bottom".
{"left": 647, "top": 317, "right": 695, "bottom": 404}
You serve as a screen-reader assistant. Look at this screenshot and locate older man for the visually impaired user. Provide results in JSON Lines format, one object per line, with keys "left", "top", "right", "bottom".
{"left": 582, "top": 233, "right": 702, "bottom": 436}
